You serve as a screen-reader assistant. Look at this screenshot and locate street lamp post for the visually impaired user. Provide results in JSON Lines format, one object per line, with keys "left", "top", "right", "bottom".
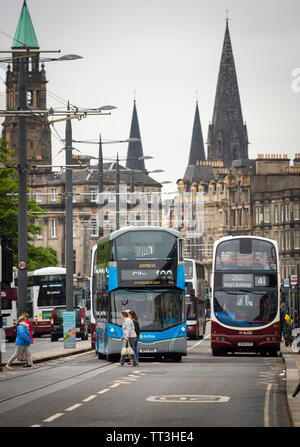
{"left": 17, "top": 57, "right": 27, "bottom": 316}
{"left": 65, "top": 102, "right": 73, "bottom": 312}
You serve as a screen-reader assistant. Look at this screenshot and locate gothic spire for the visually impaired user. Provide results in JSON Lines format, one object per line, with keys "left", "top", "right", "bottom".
{"left": 188, "top": 100, "right": 206, "bottom": 165}
{"left": 126, "top": 99, "right": 145, "bottom": 171}
{"left": 207, "top": 21, "right": 248, "bottom": 168}
{"left": 12, "top": 0, "right": 39, "bottom": 48}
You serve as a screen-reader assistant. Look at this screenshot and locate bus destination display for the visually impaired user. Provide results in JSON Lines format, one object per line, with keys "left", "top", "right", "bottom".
{"left": 118, "top": 261, "right": 176, "bottom": 286}
{"left": 222, "top": 274, "right": 270, "bottom": 288}
{"left": 223, "top": 274, "right": 253, "bottom": 288}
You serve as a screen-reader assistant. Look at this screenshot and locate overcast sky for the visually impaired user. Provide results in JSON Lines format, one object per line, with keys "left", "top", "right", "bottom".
{"left": 0, "top": 0, "right": 300, "bottom": 193}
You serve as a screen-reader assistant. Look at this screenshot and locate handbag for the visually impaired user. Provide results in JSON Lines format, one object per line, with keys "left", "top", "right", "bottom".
{"left": 18, "top": 352, "right": 27, "bottom": 362}
{"left": 121, "top": 340, "right": 134, "bottom": 356}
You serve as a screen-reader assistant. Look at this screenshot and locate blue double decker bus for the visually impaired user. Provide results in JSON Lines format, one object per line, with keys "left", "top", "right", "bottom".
{"left": 91, "top": 226, "right": 186, "bottom": 362}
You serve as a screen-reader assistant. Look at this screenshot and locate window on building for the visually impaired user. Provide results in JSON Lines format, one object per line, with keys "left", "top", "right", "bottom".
{"left": 274, "top": 205, "right": 279, "bottom": 224}
{"left": 90, "top": 187, "right": 97, "bottom": 202}
{"left": 34, "top": 190, "right": 42, "bottom": 203}
{"left": 264, "top": 205, "right": 270, "bottom": 223}
{"left": 285, "top": 231, "right": 290, "bottom": 251}
{"left": 295, "top": 230, "right": 300, "bottom": 250}
{"left": 285, "top": 203, "right": 290, "bottom": 221}
{"left": 91, "top": 219, "right": 98, "bottom": 236}
{"left": 280, "top": 232, "right": 284, "bottom": 251}
{"left": 50, "top": 219, "right": 57, "bottom": 238}
{"left": 244, "top": 209, "right": 249, "bottom": 226}
{"left": 281, "top": 204, "right": 284, "bottom": 223}
{"left": 294, "top": 203, "right": 300, "bottom": 221}
{"left": 50, "top": 188, "right": 57, "bottom": 202}
{"left": 36, "top": 220, "right": 43, "bottom": 239}
{"left": 255, "top": 206, "right": 263, "bottom": 225}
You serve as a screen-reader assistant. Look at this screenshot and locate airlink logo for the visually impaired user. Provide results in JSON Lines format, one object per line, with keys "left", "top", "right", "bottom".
{"left": 140, "top": 334, "right": 155, "bottom": 339}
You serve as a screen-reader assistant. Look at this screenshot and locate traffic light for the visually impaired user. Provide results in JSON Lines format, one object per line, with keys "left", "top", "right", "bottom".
{"left": 0, "top": 235, "right": 13, "bottom": 288}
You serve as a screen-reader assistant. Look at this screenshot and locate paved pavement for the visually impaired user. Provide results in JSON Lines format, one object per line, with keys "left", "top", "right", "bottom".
{"left": 1, "top": 339, "right": 300, "bottom": 427}
{"left": 0, "top": 340, "right": 92, "bottom": 367}
{"left": 280, "top": 341, "right": 300, "bottom": 427}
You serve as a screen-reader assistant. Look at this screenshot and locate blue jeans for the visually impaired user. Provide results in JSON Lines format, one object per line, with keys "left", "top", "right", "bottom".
{"left": 120, "top": 338, "right": 137, "bottom": 366}
{"left": 133, "top": 338, "right": 139, "bottom": 362}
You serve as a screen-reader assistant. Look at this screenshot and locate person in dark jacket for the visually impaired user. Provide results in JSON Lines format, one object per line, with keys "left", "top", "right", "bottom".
{"left": 6, "top": 315, "right": 36, "bottom": 370}
{"left": 128, "top": 310, "right": 140, "bottom": 364}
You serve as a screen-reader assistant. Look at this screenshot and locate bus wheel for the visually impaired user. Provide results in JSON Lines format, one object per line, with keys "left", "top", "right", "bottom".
{"left": 172, "top": 354, "right": 182, "bottom": 362}
{"left": 98, "top": 352, "right": 106, "bottom": 360}
{"left": 268, "top": 349, "right": 277, "bottom": 357}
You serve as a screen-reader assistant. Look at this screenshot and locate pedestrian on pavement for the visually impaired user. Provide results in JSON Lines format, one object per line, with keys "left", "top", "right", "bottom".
{"left": 280, "top": 303, "right": 287, "bottom": 341}
{"left": 5, "top": 315, "right": 36, "bottom": 370}
{"left": 17, "top": 312, "right": 34, "bottom": 365}
{"left": 119, "top": 311, "right": 138, "bottom": 367}
{"left": 20, "top": 312, "right": 33, "bottom": 343}
{"left": 128, "top": 310, "right": 140, "bottom": 364}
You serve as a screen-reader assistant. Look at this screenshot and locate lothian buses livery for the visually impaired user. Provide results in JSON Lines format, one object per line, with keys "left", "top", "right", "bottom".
{"left": 1, "top": 267, "right": 18, "bottom": 341}
{"left": 211, "top": 235, "right": 280, "bottom": 356}
{"left": 27, "top": 267, "right": 66, "bottom": 336}
{"left": 91, "top": 226, "right": 187, "bottom": 362}
{"left": 184, "top": 259, "right": 206, "bottom": 339}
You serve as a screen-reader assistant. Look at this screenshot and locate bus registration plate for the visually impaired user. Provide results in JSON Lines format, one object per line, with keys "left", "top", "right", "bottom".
{"left": 139, "top": 348, "right": 157, "bottom": 353}
{"left": 238, "top": 342, "right": 253, "bottom": 347}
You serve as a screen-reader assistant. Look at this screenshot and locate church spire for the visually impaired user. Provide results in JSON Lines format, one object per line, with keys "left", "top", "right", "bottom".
{"left": 126, "top": 99, "right": 145, "bottom": 171}
{"left": 188, "top": 99, "right": 206, "bottom": 165}
{"left": 12, "top": 0, "right": 39, "bottom": 48}
{"left": 207, "top": 20, "right": 248, "bottom": 168}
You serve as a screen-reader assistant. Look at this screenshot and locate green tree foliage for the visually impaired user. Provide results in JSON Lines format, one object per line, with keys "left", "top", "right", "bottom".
{"left": 0, "top": 139, "right": 57, "bottom": 270}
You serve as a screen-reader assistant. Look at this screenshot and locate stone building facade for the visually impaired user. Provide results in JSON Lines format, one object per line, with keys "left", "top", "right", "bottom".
{"left": 176, "top": 155, "right": 300, "bottom": 283}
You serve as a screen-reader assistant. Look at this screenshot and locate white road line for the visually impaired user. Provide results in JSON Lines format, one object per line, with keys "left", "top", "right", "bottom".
{"left": 65, "top": 403, "right": 82, "bottom": 411}
{"left": 97, "top": 388, "right": 110, "bottom": 394}
{"left": 110, "top": 383, "right": 121, "bottom": 388}
{"left": 44, "top": 413, "right": 64, "bottom": 423}
{"left": 187, "top": 334, "right": 210, "bottom": 351}
{"left": 31, "top": 424, "right": 41, "bottom": 427}
{"left": 82, "top": 395, "right": 97, "bottom": 402}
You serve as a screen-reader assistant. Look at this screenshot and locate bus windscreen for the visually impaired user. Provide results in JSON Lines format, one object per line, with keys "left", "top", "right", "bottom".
{"left": 115, "top": 231, "right": 177, "bottom": 260}
{"left": 215, "top": 239, "right": 277, "bottom": 271}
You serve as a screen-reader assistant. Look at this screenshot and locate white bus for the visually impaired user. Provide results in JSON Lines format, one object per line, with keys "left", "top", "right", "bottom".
{"left": 1, "top": 267, "right": 18, "bottom": 341}
{"left": 27, "top": 267, "right": 66, "bottom": 336}
{"left": 184, "top": 258, "right": 206, "bottom": 339}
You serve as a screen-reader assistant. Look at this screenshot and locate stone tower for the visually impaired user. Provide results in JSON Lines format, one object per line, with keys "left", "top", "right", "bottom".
{"left": 2, "top": 0, "right": 52, "bottom": 167}
{"left": 207, "top": 20, "right": 248, "bottom": 168}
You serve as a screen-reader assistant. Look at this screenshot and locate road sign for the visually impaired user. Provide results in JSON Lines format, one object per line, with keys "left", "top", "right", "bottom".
{"left": 290, "top": 275, "right": 298, "bottom": 286}
{"left": 17, "top": 260, "right": 27, "bottom": 270}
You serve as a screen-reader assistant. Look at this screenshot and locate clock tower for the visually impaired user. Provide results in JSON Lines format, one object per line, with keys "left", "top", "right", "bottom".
{"left": 2, "top": 0, "right": 52, "bottom": 168}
